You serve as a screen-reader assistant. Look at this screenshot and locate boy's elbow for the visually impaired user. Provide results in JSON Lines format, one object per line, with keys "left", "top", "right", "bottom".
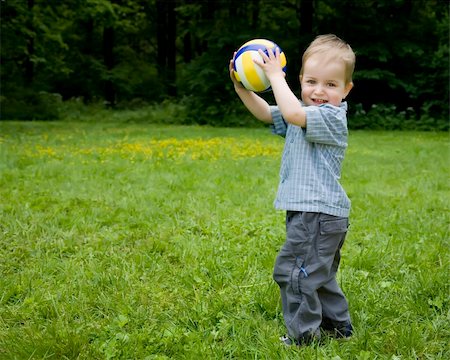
{"left": 255, "top": 105, "right": 273, "bottom": 123}
{"left": 261, "top": 112, "right": 273, "bottom": 123}
{"left": 284, "top": 110, "right": 306, "bottom": 128}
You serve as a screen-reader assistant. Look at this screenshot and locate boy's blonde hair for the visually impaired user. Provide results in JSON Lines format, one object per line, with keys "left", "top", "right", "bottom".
{"left": 300, "top": 34, "right": 356, "bottom": 84}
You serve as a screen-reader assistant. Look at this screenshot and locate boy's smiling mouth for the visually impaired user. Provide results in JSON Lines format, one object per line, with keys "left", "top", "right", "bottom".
{"left": 312, "top": 98, "right": 328, "bottom": 104}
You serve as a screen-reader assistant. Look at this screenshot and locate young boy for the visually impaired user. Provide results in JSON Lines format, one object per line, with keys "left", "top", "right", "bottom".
{"left": 229, "top": 34, "right": 355, "bottom": 346}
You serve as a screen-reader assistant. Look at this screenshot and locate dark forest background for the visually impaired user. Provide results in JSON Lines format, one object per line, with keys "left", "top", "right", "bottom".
{"left": 1, "top": 0, "right": 448, "bottom": 129}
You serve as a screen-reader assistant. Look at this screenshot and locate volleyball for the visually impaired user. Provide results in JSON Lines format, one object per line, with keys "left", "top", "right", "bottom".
{"left": 233, "top": 39, "right": 287, "bottom": 92}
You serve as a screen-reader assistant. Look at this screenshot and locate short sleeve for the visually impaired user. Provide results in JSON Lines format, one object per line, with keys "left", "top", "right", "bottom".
{"left": 270, "top": 106, "right": 287, "bottom": 137}
{"left": 304, "top": 103, "right": 348, "bottom": 147}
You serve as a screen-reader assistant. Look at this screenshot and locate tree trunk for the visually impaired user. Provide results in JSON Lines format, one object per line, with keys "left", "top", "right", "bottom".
{"left": 82, "top": 18, "right": 94, "bottom": 102}
{"left": 251, "top": 0, "right": 259, "bottom": 30}
{"left": 156, "top": 0, "right": 177, "bottom": 97}
{"left": 156, "top": 0, "right": 167, "bottom": 78}
{"left": 24, "top": 0, "right": 34, "bottom": 85}
{"left": 298, "top": 0, "right": 314, "bottom": 37}
{"left": 183, "top": 33, "right": 192, "bottom": 63}
{"left": 166, "top": 0, "right": 176, "bottom": 96}
{"left": 103, "top": 26, "right": 115, "bottom": 106}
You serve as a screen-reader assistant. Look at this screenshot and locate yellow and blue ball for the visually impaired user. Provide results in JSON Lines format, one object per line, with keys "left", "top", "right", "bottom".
{"left": 233, "top": 39, "right": 287, "bottom": 92}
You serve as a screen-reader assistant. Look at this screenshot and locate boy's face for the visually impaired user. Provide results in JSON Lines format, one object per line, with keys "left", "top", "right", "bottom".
{"left": 300, "top": 55, "right": 353, "bottom": 107}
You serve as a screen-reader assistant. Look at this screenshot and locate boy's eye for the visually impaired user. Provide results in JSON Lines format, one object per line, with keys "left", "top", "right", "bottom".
{"left": 306, "top": 80, "right": 316, "bottom": 84}
{"left": 327, "top": 82, "right": 337, "bottom": 87}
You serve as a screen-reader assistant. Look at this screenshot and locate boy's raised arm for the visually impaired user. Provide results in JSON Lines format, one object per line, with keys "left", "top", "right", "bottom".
{"left": 255, "top": 48, "right": 306, "bottom": 128}
{"left": 229, "top": 57, "right": 273, "bottom": 124}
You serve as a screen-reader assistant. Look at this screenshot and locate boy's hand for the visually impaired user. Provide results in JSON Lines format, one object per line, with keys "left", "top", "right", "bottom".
{"left": 229, "top": 53, "right": 246, "bottom": 91}
{"left": 228, "top": 51, "right": 273, "bottom": 123}
{"left": 256, "top": 47, "right": 305, "bottom": 127}
{"left": 254, "top": 47, "right": 286, "bottom": 82}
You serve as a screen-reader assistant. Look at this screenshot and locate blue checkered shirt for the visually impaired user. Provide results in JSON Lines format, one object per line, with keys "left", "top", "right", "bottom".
{"left": 270, "top": 102, "right": 350, "bottom": 217}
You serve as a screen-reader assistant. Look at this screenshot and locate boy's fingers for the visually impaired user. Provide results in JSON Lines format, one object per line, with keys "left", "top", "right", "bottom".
{"left": 257, "top": 49, "right": 264, "bottom": 59}
{"left": 257, "top": 47, "right": 279, "bottom": 63}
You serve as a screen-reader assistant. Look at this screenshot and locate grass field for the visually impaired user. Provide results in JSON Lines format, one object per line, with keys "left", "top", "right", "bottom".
{"left": 0, "top": 121, "right": 448, "bottom": 359}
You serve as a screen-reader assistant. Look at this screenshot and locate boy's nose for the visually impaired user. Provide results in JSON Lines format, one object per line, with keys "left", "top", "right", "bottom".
{"left": 314, "top": 85, "right": 325, "bottom": 94}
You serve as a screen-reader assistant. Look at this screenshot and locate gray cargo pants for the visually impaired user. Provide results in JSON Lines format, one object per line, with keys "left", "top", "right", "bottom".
{"left": 273, "top": 211, "right": 351, "bottom": 342}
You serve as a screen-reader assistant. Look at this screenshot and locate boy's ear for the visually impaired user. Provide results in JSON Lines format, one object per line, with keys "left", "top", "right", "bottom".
{"left": 343, "top": 82, "right": 353, "bottom": 99}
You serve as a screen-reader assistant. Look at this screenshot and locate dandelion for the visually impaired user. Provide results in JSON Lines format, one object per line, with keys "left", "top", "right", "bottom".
{"left": 21, "top": 136, "right": 282, "bottom": 162}
{"left": 35, "top": 145, "right": 57, "bottom": 157}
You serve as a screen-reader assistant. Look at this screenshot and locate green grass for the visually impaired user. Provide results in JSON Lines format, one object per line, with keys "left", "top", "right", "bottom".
{"left": 0, "top": 121, "right": 448, "bottom": 359}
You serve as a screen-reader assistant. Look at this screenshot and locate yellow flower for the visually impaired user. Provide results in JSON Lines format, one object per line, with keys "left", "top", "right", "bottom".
{"left": 21, "top": 136, "right": 282, "bottom": 161}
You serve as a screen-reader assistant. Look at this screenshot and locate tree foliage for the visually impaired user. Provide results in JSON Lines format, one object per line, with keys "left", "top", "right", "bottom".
{"left": 0, "top": 0, "right": 448, "bottom": 128}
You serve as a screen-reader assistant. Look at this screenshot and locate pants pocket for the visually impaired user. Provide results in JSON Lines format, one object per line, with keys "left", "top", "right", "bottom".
{"left": 286, "top": 212, "right": 311, "bottom": 259}
{"left": 317, "top": 217, "right": 348, "bottom": 257}
{"left": 282, "top": 212, "right": 313, "bottom": 296}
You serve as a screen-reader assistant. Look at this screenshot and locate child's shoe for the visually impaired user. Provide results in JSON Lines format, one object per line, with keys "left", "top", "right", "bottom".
{"left": 279, "top": 330, "right": 321, "bottom": 347}
{"left": 279, "top": 334, "right": 296, "bottom": 346}
{"left": 335, "top": 323, "right": 353, "bottom": 339}
{"left": 321, "top": 317, "right": 353, "bottom": 339}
